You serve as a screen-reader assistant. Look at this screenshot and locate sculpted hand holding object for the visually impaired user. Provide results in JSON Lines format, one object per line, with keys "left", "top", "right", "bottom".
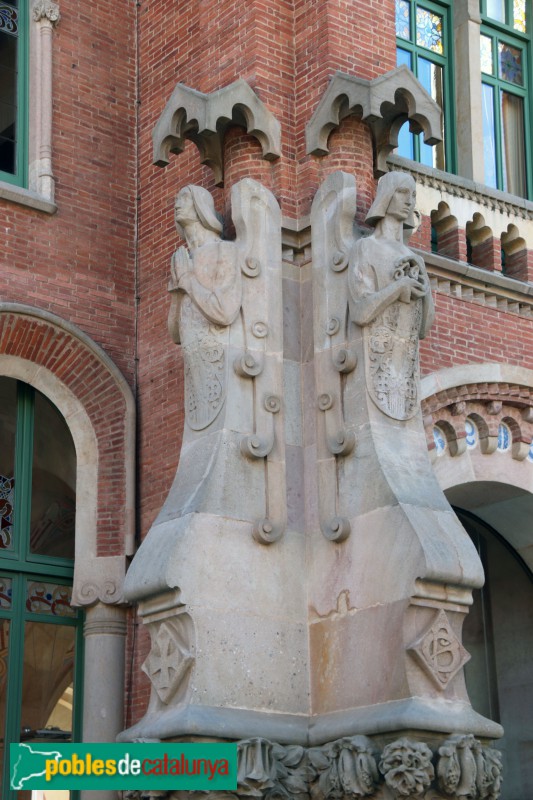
{"left": 348, "top": 171, "right": 434, "bottom": 420}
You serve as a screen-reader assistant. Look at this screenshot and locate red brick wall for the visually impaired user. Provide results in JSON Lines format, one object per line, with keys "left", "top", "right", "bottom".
{"left": 421, "top": 293, "right": 533, "bottom": 374}
{"left": 0, "top": 0, "right": 136, "bottom": 381}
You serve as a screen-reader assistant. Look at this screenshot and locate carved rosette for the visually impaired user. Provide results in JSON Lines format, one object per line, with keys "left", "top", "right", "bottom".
{"left": 379, "top": 739, "right": 434, "bottom": 798}
{"left": 33, "top": 0, "right": 60, "bottom": 24}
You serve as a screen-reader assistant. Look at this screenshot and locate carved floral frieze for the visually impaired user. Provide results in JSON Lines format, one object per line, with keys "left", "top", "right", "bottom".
{"left": 117, "top": 735, "right": 502, "bottom": 800}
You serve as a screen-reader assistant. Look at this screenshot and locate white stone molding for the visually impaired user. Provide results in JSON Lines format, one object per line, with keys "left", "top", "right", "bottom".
{"left": 305, "top": 65, "right": 443, "bottom": 174}
{"left": 390, "top": 155, "right": 533, "bottom": 238}
{"left": 29, "top": 0, "right": 60, "bottom": 202}
{"left": 152, "top": 79, "right": 281, "bottom": 185}
{"left": 0, "top": 304, "right": 136, "bottom": 602}
{"left": 453, "top": 0, "right": 484, "bottom": 182}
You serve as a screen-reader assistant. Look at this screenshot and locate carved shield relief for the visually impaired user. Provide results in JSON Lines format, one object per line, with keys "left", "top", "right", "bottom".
{"left": 365, "top": 298, "right": 422, "bottom": 421}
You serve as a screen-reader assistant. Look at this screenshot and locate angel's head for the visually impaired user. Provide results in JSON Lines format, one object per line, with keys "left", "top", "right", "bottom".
{"left": 174, "top": 185, "right": 223, "bottom": 242}
{"left": 365, "top": 172, "right": 417, "bottom": 229}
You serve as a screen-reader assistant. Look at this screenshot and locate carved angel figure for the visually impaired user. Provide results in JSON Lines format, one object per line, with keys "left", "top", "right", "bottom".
{"left": 348, "top": 171, "right": 434, "bottom": 420}
{"left": 168, "top": 185, "right": 242, "bottom": 430}
{"left": 158, "top": 178, "right": 284, "bottom": 537}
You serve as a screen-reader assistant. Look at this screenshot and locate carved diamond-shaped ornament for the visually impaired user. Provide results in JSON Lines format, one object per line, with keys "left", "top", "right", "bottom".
{"left": 408, "top": 609, "right": 470, "bottom": 690}
{"left": 142, "top": 621, "right": 194, "bottom": 704}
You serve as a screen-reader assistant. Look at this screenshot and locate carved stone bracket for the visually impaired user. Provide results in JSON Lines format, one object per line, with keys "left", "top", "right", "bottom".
{"left": 306, "top": 66, "right": 442, "bottom": 174}
{"left": 152, "top": 79, "right": 282, "bottom": 185}
{"left": 122, "top": 735, "right": 502, "bottom": 800}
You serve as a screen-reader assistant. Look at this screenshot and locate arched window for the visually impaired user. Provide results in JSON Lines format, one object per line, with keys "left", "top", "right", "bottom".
{"left": 0, "top": 377, "right": 83, "bottom": 799}
{"left": 458, "top": 507, "right": 533, "bottom": 799}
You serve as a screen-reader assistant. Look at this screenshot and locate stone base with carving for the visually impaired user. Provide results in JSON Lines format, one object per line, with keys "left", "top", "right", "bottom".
{"left": 117, "top": 732, "right": 502, "bottom": 800}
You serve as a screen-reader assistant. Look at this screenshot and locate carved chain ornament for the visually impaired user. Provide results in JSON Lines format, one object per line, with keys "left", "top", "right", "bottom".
{"left": 118, "top": 734, "right": 502, "bottom": 800}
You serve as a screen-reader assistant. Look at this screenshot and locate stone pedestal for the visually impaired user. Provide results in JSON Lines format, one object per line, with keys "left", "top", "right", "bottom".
{"left": 120, "top": 172, "right": 503, "bottom": 799}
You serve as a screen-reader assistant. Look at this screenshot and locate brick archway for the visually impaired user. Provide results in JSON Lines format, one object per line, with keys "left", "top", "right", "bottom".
{"left": 0, "top": 303, "right": 135, "bottom": 605}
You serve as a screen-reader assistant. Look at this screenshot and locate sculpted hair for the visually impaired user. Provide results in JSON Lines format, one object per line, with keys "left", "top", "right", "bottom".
{"left": 365, "top": 171, "right": 417, "bottom": 229}
{"left": 180, "top": 184, "right": 224, "bottom": 236}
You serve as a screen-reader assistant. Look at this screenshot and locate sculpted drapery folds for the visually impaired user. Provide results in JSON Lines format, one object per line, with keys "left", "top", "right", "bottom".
{"left": 168, "top": 185, "right": 242, "bottom": 430}
{"left": 348, "top": 171, "right": 435, "bottom": 420}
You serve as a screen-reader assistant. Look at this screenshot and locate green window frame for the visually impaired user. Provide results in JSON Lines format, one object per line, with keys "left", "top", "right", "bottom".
{"left": 0, "top": 0, "right": 29, "bottom": 187}
{"left": 395, "top": 0, "right": 456, "bottom": 172}
{"left": 479, "top": 0, "right": 532, "bottom": 198}
{"left": 0, "top": 380, "right": 83, "bottom": 800}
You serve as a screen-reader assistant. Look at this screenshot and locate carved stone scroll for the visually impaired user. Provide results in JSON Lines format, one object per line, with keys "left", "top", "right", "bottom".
{"left": 311, "top": 170, "right": 358, "bottom": 542}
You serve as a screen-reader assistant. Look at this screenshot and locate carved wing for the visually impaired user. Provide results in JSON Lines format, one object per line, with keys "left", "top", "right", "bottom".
{"left": 231, "top": 179, "right": 286, "bottom": 543}
{"left": 310, "top": 171, "right": 358, "bottom": 541}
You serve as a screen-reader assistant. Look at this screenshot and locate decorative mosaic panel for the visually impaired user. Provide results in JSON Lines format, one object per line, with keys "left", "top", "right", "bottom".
{"left": 497, "top": 423, "right": 511, "bottom": 452}
{"left": 0, "top": 577, "right": 12, "bottom": 610}
{"left": 433, "top": 426, "right": 446, "bottom": 455}
{"left": 513, "top": 0, "right": 526, "bottom": 32}
{"left": 465, "top": 419, "right": 478, "bottom": 448}
{"left": 0, "top": 475, "right": 14, "bottom": 550}
{"left": 0, "top": 3, "right": 18, "bottom": 35}
{"left": 416, "top": 6, "right": 443, "bottom": 54}
{"left": 395, "top": 0, "right": 411, "bottom": 40}
{"left": 26, "top": 582, "right": 76, "bottom": 617}
{"left": 498, "top": 42, "right": 523, "bottom": 85}
{"left": 480, "top": 34, "right": 493, "bottom": 74}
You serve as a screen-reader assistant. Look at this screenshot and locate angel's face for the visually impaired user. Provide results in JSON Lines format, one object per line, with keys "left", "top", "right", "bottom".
{"left": 386, "top": 184, "right": 416, "bottom": 221}
{"left": 174, "top": 188, "right": 198, "bottom": 226}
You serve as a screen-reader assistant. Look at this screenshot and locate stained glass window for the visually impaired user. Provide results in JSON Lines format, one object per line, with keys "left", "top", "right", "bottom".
{"left": 396, "top": 0, "right": 411, "bottom": 40}
{"left": 498, "top": 42, "right": 523, "bottom": 84}
{"left": 395, "top": 0, "right": 451, "bottom": 170}
{"left": 497, "top": 423, "right": 511, "bottom": 451}
{"left": 433, "top": 426, "right": 446, "bottom": 455}
{"left": 0, "top": 379, "right": 81, "bottom": 799}
{"left": 0, "top": 1, "right": 21, "bottom": 177}
{"left": 416, "top": 6, "right": 443, "bottom": 53}
{"left": 480, "top": 35, "right": 494, "bottom": 74}
{"left": 0, "top": 578, "right": 11, "bottom": 610}
{"left": 513, "top": 0, "right": 526, "bottom": 32}
{"left": 465, "top": 419, "right": 478, "bottom": 449}
{"left": 26, "top": 580, "right": 76, "bottom": 617}
{"left": 481, "top": 0, "right": 531, "bottom": 198}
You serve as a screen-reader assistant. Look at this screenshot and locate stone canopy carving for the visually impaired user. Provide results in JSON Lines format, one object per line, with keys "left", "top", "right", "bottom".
{"left": 306, "top": 66, "right": 443, "bottom": 174}
{"left": 152, "top": 80, "right": 282, "bottom": 185}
